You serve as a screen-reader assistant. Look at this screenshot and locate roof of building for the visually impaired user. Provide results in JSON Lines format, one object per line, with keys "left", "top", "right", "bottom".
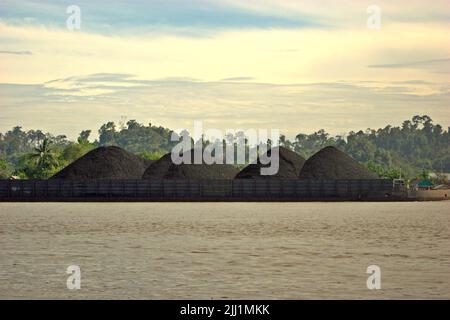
{"left": 417, "top": 180, "right": 434, "bottom": 188}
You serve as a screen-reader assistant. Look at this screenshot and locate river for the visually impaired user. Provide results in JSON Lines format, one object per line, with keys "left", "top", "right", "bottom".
{"left": 0, "top": 202, "right": 449, "bottom": 299}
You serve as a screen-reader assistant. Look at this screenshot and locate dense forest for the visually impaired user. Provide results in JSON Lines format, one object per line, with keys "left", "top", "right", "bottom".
{"left": 0, "top": 115, "right": 448, "bottom": 181}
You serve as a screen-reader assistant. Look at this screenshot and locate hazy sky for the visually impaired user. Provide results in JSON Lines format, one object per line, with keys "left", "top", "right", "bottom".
{"left": 0, "top": 0, "right": 449, "bottom": 139}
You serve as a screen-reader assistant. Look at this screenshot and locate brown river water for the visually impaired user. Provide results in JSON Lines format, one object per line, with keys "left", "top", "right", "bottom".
{"left": 0, "top": 202, "right": 449, "bottom": 299}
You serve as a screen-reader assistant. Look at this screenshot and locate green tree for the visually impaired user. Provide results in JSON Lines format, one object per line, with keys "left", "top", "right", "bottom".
{"left": 78, "top": 130, "right": 91, "bottom": 144}
{"left": 139, "top": 150, "right": 166, "bottom": 161}
{"left": 0, "top": 158, "right": 12, "bottom": 179}
{"left": 23, "top": 138, "right": 59, "bottom": 179}
{"left": 1, "top": 115, "right": 449, "bottom": 180}
{"left": 30, "top": 139, "right": 58, "bottom": 168}
{"left": 59, "top": 141, "right": 95, "bottom": 169}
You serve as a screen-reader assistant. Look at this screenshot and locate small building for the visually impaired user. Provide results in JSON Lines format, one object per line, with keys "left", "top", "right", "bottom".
{"left": 409, "top": 181, "right": 449, "bottom": 200}
{"left": 416, "top": 180, "right": 434, "bottom": 190}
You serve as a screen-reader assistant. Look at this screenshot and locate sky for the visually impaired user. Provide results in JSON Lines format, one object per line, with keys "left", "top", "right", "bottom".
{"left": 0, "top": 0, "right": 449, "bottom": 139}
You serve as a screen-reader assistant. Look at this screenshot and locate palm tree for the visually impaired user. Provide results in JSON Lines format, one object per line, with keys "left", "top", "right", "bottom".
{"left": 30, "top": 138, "right": 58, "bottom": 169}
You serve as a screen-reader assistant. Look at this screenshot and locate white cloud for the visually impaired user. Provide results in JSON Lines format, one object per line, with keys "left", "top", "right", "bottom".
{"left": 0, "top": 76, "right": 448, "bottom": 139}
{"left": 1, "top": 20, "right": 449, "bottom": 85}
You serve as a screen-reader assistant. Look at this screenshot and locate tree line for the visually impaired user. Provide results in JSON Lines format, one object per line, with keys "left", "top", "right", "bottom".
{"left": 0, "top": 115, "right": 448, "bottom": 181}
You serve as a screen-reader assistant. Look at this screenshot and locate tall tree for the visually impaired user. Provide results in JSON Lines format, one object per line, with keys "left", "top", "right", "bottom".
{"left": 29, "top": 138, "right": 58, "bottom": 171}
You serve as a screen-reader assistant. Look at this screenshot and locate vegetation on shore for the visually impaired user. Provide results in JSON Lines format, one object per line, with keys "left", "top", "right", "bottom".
{"left": 0, "top": 115, "right": 448, "bottom": 182}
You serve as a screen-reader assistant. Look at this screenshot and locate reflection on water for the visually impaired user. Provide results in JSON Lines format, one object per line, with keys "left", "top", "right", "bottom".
{"left": 0, "top": 202, "right": 449, "bottom": 299}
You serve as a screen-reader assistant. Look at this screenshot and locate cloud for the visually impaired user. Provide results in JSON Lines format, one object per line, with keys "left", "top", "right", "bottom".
{"left": 0, "top": 50, "right": 32, "bottom": 55}
{"left": 220, "top": 77, "right": 255, "bottom": 82}
{"left": 368, "top": 58, "right": 450, "bottom": 69}
{"left": 0, "top": 0, "right": 322, "bottom": 36}
{"left": 2, "top": 20, "right": 449, "bottom": 85}
{"left": 1, "top": 76, "right": 449, "bottom": 140}
{"left": 46, "top": 73, "right": 135, "bottom": 85}
{"left": 0, "top": 2, "right": 449, "bottom": 138}
{"left": 368, "top": 58, "right": 450, "bottom": 74}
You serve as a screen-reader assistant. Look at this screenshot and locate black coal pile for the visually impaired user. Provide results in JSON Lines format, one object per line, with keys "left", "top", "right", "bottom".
{"left": 142, "top": 149, "right": 239, "bottom": 180}
{"left": 51, "top": 146, "right": 151, "bottom": 180}
{"left": 235, "top": 146, "right": 306, "bottom": 179}
{"left": 298, "top": 146, "right": 379, "bottom": 180}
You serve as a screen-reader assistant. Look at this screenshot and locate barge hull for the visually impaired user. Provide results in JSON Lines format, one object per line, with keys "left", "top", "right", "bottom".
{"left": 0, "top": 179, "right": 418, "bottom": 202}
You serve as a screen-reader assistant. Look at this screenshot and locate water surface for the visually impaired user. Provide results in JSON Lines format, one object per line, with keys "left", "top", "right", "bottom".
{"left": 0, "top": 202, "right": 449, "bottom": 299}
